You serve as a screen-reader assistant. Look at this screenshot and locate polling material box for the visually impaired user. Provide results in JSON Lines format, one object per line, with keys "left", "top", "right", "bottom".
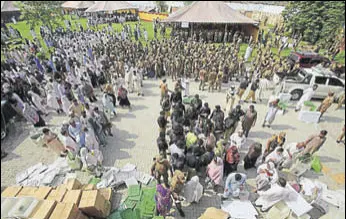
{"left": 29, "top": 200, "right": 57, "bottom": 219}
{"left": 79, "top": 190, "right": 107, "bottom": 218}
{"left": 46, "top": 187, "right": 67, "bottom": 202}
{"left": 62, "top": 190, "right": 82, "bottom": 205}
{"left": 33, "top": 187, "right": 53, "bottom": 200}
{"left": 64, "top": 178, "right": 82, "bottom": 190}
{"left": 198, "top": 207, "right": 229, "bottom": 219}
{"left": 49, "top": 202, "right": 80, "bottom": 219}
{"left": 298, "top": 110, "right": 321, "bottom": 123}
{"left": 17, "top": 186, "right": 38, "bottom": 197}
{"left": 1, "top": 186, "right": 23, "bottom": 197}
{"left": 99, "top": 188, "right": 113, "bottom": 201}
{"left": 81, "top": 184, "right": 97, "bottom": 191}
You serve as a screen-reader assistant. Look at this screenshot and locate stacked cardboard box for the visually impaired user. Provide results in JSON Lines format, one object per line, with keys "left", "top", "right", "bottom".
{"left": 1, "top": 186, "right": 23, "bottom": 197}
{"left": 79, "top": 190, "right": 110, "bottom": 218}
{"left": 29, "top": 200, "right": 57, "bottom": 219}
{"left": 1, "top": 179, "right": 112, "bottom": 219}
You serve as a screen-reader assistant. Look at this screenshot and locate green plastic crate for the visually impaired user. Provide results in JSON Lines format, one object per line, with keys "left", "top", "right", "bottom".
{"left": 304, "top": 101, "right": 317, "bottom": 111}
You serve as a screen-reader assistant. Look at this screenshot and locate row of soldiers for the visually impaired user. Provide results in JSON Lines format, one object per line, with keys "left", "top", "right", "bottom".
{"left": 171, "top": 28, "right": 247, "bottom": 44}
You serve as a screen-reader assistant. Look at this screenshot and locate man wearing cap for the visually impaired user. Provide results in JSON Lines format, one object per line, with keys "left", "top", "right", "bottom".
{"left": 151, "top": 153, "right": 173, "bottom": 185}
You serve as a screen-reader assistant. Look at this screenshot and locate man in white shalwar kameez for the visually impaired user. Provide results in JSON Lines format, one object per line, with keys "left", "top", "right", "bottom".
{"left": 255, "top": 178, "right": 291, "bottom": 212}
{"left": 46, "top": 81, "right": 61, "bottom": 112}
{"left": 125, "top": 66, "right": 134, "bottom": 93}
{"left": 182, "top": 77, "right": 190, "bottom": 97}
{"left": 133, "top": 70, "right": 143, "bottom": 96}
{"left": 295, "top": 84, "right": 318, "bottom": 112}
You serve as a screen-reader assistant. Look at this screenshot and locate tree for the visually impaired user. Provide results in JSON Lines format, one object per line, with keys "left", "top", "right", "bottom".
{"left": 282, "top": 1, "right": 345, "bottom": 45}
{"left": 16, "top": 1, "right": 65, "bottom": 31}
{"left": 155, "top": 1, "right": 168, "bottom": 13}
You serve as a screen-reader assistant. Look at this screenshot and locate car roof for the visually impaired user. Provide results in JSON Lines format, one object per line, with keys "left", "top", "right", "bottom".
{"left": 293, "top": 51, "right": 322, "bottom": 58}
{"left": 302, "top": 66, "right": 338, "bottom": 77}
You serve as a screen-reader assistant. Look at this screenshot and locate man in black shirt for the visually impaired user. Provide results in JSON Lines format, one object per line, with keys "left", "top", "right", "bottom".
{"left": 244, "top": 79, "right": 260, "bottom": 104}
{"left": 237, "top": 77, "right": 249, "bottom": 101}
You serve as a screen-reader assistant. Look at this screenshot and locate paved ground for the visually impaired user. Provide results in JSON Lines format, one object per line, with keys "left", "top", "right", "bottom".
{"left": 1, "top": 78, "right": 345, "bottom": 218}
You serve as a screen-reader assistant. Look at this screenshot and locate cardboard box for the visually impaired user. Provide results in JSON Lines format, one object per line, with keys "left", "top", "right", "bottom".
{"left": 29, "top": 200, "right": 56, "bottom": 219}
{"left": 33, "top": 187, "right": 53, "bottom": 200}
{"left": 46, "top": 187, "right": 67, "bottom": 202}
{"left": 62, "top": 190, "right": 82, "bottom": 205}
{"left": 49, "top": 203, "right": 80, "bottom": 219}
{"left": 81, "top": 184, "right": 96, "bottom": 191}
{"left": 1, "top": 186, "right": 23, "bottom": 197}
{"left": 17, "top": 187, "right": 38, "bottom": 197}
{"left": 99, "top": 188, "right": 113, "bottom": 201}
{"left": 64, "top": 179, "right": 82, "bottom": 190}
{"left": 79, "top": 190, "right": 106, "bottom": 218}
{"left": 198, "top": 207, "right": 229, "bottom": 219}
{"left": 76, "top": 212, "right": 89, "bottom": 219}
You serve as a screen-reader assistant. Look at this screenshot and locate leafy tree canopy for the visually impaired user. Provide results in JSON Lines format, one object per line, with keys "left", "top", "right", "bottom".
{"left": 16, "top": 1, "right": 65, "bottom": 31}
{"left": 282, "top": 1, "right": 345, "bottom": 46}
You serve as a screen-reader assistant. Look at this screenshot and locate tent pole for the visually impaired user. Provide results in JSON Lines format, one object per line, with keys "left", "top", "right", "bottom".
{"left": 191, "top": 23, "right": 193, "bottom": 38}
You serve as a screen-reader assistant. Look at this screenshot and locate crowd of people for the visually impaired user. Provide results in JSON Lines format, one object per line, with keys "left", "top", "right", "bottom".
{"left": 151, "top": 74, "right": 346, "bottom": 216}
{"left": 0, "top": 15, "right": 345, "bottom": 217}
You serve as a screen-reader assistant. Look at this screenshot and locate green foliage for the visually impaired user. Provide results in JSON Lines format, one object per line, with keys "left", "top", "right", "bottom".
{"left": 17, "top": 1, "right": 65, "bottom": 31}
{"left": 282, "top": 1, "right": 345, "bottom": 45}
{"left": 155, "top": 1, "right": 168, "bottom": 12}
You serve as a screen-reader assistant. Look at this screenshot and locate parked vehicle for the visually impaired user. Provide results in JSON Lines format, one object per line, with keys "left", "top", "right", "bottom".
{"left": 281, "top": 66, "right": 345, "bottom": 101}
{"left": 288, "top": 51, "right": 330, "bottom": 69}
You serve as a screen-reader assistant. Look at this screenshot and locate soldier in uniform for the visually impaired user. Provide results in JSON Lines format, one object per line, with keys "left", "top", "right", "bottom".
{"left": 151, "top": 153, "right": 173, "bottom": 185}
{"left": 199, "top": 66, "right": 207, "bottom": 91}
{"left": 215, "top": 69, "right": 224, "bottom": 91}
{"left": 208, "top": 67, "right": 217, "bottom": 92}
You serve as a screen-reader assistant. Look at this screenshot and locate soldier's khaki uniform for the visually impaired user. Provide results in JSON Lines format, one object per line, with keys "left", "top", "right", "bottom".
{"left": 208, "top": 69, "right": 217, "bottom": 92}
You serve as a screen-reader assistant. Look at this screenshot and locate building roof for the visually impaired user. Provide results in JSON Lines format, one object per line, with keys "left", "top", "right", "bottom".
{"left": 62, "top": 1, "right": 95, "bottom": 9}
{"left": 226, "top": 2, "right": 285, "bottom": 15}
{"left": 85, "top": 1, "right": 138, "bottom": 12}
{"left": 1, "top": 1, "right": 20, "bottom": 12}
{"left": 162, "top": 1, "right": 258, "bottom": 24}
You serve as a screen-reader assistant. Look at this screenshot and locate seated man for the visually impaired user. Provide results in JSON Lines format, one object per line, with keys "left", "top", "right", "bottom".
{"left": 255, "top": 177, "right": 291, "bottom": 212}
{"left": 255, "top": 161, "right": 278, "bottom": 192}
{"left": 265, "top": 147, "right": 284, "bottom": 166}
{"left": 222, "top": 172, "right": 247, "bottom": 199}
{"left": 229, "top": 130, "right": 246, "bottom": 150}
{"left": 68, "top": 119, "right": 85, "bottom": 147}
{"left": 280, "top": 142, "right": 306, "bottom": 169}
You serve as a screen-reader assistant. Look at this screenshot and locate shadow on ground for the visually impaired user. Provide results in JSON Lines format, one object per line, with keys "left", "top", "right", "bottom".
{"left": 102, "top": 127, "right": 137, "bottom": 166}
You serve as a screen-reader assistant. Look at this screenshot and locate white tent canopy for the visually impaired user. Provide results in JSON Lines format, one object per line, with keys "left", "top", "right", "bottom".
{"left": 85, "top": 1, "right": 138, "bottom": 12}
{"left": 62, "top": 1, "right": 95, "bottom": 9}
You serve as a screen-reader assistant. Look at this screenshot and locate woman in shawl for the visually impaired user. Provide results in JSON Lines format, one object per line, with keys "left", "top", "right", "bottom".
{"left": 224, "top": 145, "right": 240, "bottom": 176}
{"left": 45, "top": 79, "right": 62, "bottom": 113}
{"left": 102, "top": 89, "right": 116, "bottom": 118}
{"left": 206, "top": 156, "right": 224, "bottom": 188}
{"left": 42, "top": 128, "right": 66, "bottom": 156}
{"left": 183, "top": 176, "right": 203, "bottom": 203}
{"left": 28, "top": 90, "right": 48, "bottom": 115}
{"left": 23, "top": 103, "right": 46, "bottom": 127}
{"left": 118, "top": 85, "right": 131, "bottom": 108}
{"left": 244, "top": 142, "right": 262, "bottom": 170}
{"left": 155, "top": 183, "right": 172, "bottom": 217}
